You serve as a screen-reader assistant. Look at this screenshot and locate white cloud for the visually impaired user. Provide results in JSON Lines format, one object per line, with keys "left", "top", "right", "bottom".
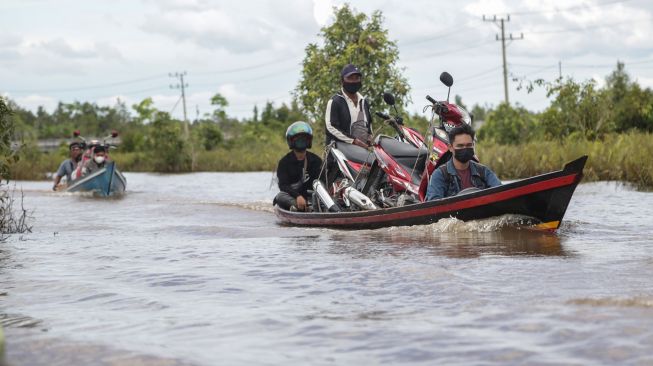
{"left": 7, "top": 94, "right": 58, "bottom": 112}
{"left": 141, "top": 1, "right": 319, "bottom": 54}
{"left": 464, "top": 0, "right": 511, "bottom": 17}
{"left": 2, "top": 0, "right": 652, "bottom": 120}
{"left": 313, "top": 0, "right": 336, "bottom": 26}
{"left": 637, "top": 77, "right": 653, "bottom": 89}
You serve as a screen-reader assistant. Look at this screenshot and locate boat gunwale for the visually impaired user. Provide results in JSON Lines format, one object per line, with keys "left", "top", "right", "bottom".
{"left": 276, "top": 155, "right": 587, "bottom": 223}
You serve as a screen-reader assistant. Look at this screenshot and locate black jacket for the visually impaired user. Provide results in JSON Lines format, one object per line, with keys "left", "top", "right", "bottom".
{"left": 277, "top": 151, "right": 323, "bottom": 198}
{"left": 325, "top": 91, "right": 372, "bottom": 145}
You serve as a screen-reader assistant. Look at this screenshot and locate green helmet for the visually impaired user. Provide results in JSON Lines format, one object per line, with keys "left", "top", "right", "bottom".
{"left": 285, "top": 121, "right": 313, "bottom": 150}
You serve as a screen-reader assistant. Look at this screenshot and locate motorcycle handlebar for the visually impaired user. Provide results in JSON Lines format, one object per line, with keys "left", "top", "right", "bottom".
{"left": 426, "top": 95, "right": 437, "bottom": 104}
{"left": 375, "top": 111, "right": 391, "bottom": 120}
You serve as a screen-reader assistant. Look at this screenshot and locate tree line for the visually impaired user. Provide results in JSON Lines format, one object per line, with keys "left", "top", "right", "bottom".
{"left": 2, "top": 4, "right": 652, "bottom": 183}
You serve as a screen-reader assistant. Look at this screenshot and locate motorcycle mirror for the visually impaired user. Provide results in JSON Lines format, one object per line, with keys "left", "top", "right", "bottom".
{"left": 382, "top": 92, "right": 396, "bottom": 106}
{"left": 439, "top": 72, "right": 454, "bottom": 87}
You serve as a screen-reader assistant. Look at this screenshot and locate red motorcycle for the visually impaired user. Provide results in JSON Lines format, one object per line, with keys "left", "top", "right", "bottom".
{"left": 361, "top": 72, "right": 473, "bottom": 206}
{"left": 313, "top": 71, "right": 473, "bottom": 211}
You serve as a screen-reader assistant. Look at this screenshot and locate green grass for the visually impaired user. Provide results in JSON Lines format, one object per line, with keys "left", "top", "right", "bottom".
{"left": 9, "top": 132, "right": 653, "bottom": 189}
{"left": 477, "top": 132, "right": 653, "bottom": 189}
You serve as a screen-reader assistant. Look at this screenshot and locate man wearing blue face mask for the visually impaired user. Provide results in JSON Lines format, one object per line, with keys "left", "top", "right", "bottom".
{"left": 273, "top": 121, "right": 323, "bottom": 212}
{"left": 324, "top": 64, "right": 373, "bottom": 148}
{"left": 426, "top": 123, "right": 502, "bottom": 200}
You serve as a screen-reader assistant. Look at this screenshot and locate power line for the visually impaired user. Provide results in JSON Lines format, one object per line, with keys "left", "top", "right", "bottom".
{"left": 399, "top": 23, "right": 477, "bottom": 47}
{"left": 191, "top": 65, "right": 299, "bottom": 88}
{"left": 528, "top": 17, "right": 651, "bottom": 34}
{"left": 403, "top": 39, "right": 496, "bottom": 63}
{"left": 193, "top": 58, "right": 294, "bottom": 76}
{"left": 5, "top": 74, "right": 167, "bottom": 93}
{"left": 412, "top": 65, "right": 503, "bottom": 90}
{"left": 456, "top": 65, "right": 503, "bottom": 83}
{"left": 4, "top": 59, "right": 299, "bottom": 94}
{"left": 510, "top": 0, "right": 633, "bottom": 16}
{"left": 510, "top": 59, "right": 653, "bottom": 69}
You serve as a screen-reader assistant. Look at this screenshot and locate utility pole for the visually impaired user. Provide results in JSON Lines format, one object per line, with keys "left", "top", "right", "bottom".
{"left": 169, "top": 71, "right": 189, "bottom": 122}
{"left": 169, "top": 71, "right": 194, "bottom": 170}
{"left": 558, "top": 60, "right": 562, "bottom": 79}
{"left": 483, "top": 15, "right": 523, "bottom": 105}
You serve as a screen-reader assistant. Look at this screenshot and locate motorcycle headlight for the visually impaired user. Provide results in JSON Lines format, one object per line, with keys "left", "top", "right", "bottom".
{"left": 459, "top": 108, "right": 472, "bottom": 125}
{"left": 434, "top": 128, "right": 448, "bottom": 141}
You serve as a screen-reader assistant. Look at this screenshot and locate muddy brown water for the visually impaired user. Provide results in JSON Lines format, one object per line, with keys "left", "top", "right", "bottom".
{"left": 1, "top": 173, "right": 653, "bottom": 365}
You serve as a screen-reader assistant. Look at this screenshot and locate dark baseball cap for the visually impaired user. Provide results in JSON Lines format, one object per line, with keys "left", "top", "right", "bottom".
{"left": 341, "top": 64, "right": 362, "bottom": 78}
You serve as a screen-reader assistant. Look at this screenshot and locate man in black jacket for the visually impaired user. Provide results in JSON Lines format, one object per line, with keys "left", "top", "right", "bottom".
{"left": 324, "top": 64, "right": 373, "bottom": 148}
{"left": 274, "top": 121, "right": 323, "bottom": 211}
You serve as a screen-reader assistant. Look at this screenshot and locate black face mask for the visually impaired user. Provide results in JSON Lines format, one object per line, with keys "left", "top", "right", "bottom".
{"left": 454, "top": 147, "right": 475, "bottom": 163}
{"left": 292, "top": 136, "right": 309, "bottom": 151}
{"left": 343, "top": 81, "right": 362, "bottom": 94}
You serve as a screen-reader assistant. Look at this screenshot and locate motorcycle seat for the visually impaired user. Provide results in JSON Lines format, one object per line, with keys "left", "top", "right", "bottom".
{"left": 334, "top": 142, "right": 376, "bottom": 165}
{"left": 378, "top": 136, "right": 429, "bottom": 182}
{"left": 378, "top": 136, "right": 429, "bottom": 158}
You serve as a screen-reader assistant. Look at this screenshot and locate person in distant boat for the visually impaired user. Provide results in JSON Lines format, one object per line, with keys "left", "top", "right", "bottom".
{"left": 52, "top": 142, "right": 83, "bottom": 190}
{"left": 426, "top": 123, "right": 502, "bottom": 200}
{"left": 324, "top": 63, "right": 373, "bottom": 148}
{"left": 81, "top": 145, "right": 109, "bottom": 177}
{"left": 273, "top": 121, "right": 323, "bottom": 212}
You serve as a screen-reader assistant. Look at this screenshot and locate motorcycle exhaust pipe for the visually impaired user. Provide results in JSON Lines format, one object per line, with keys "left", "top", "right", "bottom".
{"left": 313, "top": 180, "right": 341, "bottom": 212}
{"left": 343, "top": 187, "right": 378, "bottom": 211}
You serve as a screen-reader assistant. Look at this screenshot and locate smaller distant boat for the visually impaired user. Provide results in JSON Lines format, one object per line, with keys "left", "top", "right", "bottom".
{"left": 64, "top": 130, "right": 126, "bottom": 197}
{"left": 66, "top": 160, "right": 126, "bottom": 197}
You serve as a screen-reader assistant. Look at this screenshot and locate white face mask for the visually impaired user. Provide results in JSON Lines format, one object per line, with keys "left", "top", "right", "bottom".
{"left": 94, "top": 156, "right": 105, "bottom": 164}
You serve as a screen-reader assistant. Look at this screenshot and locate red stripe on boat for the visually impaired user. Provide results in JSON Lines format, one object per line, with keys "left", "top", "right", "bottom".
{"left": 284, "top": 173, "right": 578, "bottom": 225}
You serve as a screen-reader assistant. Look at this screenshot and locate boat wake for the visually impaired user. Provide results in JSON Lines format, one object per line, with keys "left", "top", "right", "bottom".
{"left": 388, "top": 214, "right": 537, "bottom": 233}
{"left": 568, "top": 296, "right": 653, "bottom": 308}
{"left": 214, "top": 201, "right": 275, "bottom": 213}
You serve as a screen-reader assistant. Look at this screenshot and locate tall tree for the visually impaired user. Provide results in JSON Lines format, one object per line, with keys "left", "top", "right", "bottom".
{"left": 294, "top": 4, "right": 409, "bottom": 135}
{"left": 210, "top": 93, "right": 229, "bottom": 122}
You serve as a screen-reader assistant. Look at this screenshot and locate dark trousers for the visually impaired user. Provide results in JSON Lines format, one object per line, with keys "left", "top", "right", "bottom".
{"left": 273, "top": 192, "right": 297, "bottom": 210}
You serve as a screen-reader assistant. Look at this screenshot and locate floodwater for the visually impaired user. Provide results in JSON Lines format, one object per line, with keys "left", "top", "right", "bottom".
{"left": 1, "top": 172, "right": 653, "bottom": 365}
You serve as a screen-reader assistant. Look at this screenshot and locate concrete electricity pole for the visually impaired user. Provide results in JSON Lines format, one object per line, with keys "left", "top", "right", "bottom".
{"left": 169, "top": 71, "right": 189, "bottom": 122}
{"left": 169, "top": 71, "right": 194, "bottom": 170}
{"left": 483, "top": 15, "right": 523, "bottom": 105}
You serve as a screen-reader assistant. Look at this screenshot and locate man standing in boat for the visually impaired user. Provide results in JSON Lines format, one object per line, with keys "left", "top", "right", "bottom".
{"left": 52, "top": 141, "right": 83, "bottom": 190}
{"left": 273, "top": 122, "right": 323, "bottom": 212}
{"left": 81, "top": 145, "right": 109, "bottom": 177}
{"left": 426, "top": 124, "right": 502, "bottom": 200}
{"left": 324, "top": 64, "right": 373, "bottom": 148}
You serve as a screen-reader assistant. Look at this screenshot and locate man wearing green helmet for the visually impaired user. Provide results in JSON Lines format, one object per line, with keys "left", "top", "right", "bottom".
{"left": 273, "top": 121, "right": 323, "bottom": 211}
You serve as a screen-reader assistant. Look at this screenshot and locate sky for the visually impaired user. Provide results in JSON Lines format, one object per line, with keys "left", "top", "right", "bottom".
{"left": 1, "top": 0, "right": 652, "bottom": 121}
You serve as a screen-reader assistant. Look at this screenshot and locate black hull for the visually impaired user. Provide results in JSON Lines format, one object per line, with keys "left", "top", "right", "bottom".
{"left": 275, "top": 156, "right": 587, "bottom": 231}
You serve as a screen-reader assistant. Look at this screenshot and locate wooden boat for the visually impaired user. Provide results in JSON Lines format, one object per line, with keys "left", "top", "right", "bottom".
{"left": 66, "top": 161, "right": 126, "bottom": 197}
{"left": 275, "top": 156, "right": 588, "bottom": 231}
